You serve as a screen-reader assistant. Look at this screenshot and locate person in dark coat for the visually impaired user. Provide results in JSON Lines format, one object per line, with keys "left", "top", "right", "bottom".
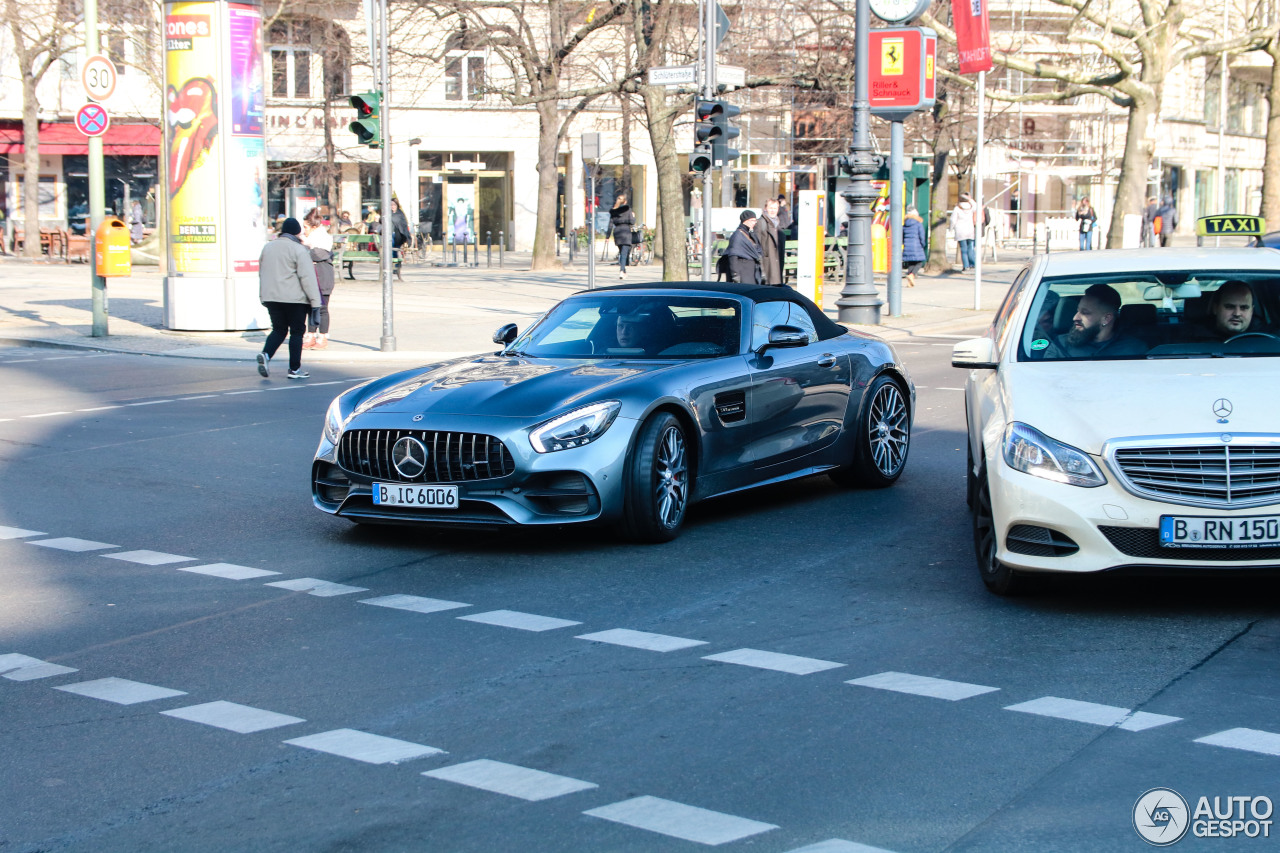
{"left": 388, "top": 199, "right": 412, "bottom": 279}
{"left": 776, "top": 195, "right": 793, "bottom": 240}
{"left": 723, "top": 210, "right": 762, "bottom": 285}
{"left": 1154, "top": 195, "right": 1179, "bottom": 247}
{"left": 901, "top": 205, "right": 927, "bottom": 288}
{"left": 753, "top": 198, "right": 784, "bottom": 284}
{"left": 609, "top": 194, "right": 636, "bottom": 278}
{"left": 1140, "top": 197, "right": 1158, "bottom": 247}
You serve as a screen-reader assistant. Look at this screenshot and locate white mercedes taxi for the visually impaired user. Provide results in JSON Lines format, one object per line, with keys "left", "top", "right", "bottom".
{"left": 953, "top": 247, "right": 1280, "bottom": 594}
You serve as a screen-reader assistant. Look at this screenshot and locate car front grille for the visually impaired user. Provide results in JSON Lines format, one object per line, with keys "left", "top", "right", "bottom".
{"left": 338, "top": 429, "right": 516, "bottom": 483}
{"left": 1111, "top": 443, "right": 1280, "bottom": 507}
{"left": 1099, "top": 525, "right": 1280, "bottom": 562}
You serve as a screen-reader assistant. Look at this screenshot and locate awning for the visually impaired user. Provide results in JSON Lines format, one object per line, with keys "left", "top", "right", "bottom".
{"left": 0, "top": 121, "right": 160, "bottom": 156}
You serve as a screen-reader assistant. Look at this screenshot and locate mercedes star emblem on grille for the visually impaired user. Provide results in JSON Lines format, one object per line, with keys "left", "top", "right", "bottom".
{"left": 391, "top": 436, "right": 429, "bottom": 478}
{"left": 1213, "top": 398, "right": 1233, "bottom": 422}
{"left": 412, "top": 414, "right": 424, "bottom": 422}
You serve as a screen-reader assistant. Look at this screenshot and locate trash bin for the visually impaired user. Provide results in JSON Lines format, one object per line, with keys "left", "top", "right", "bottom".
{"left": 95, "top": 217, "right": 132, "bottom": 277}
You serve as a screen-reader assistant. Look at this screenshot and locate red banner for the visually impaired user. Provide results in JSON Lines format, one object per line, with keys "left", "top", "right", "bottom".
{"left": 952, "top": 0, "right": 992, "bottom": 74}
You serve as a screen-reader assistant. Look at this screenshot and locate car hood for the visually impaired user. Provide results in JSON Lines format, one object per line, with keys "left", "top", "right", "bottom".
{"left": 1005, "top": 359, "right": 1280, "bottom": 453}
{"left": 353, "top": 355, "right": 669, "bottom": 417}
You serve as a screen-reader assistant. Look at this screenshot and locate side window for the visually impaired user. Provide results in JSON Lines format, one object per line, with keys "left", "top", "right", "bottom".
{"left": 750, "top": 303, "right": 791, "bottom": 350}
{"left": 992, "top": 268, "right": 1029, "bottom": 353}
{"left": 786, "top": 304, "right": 818, "bottom": 344}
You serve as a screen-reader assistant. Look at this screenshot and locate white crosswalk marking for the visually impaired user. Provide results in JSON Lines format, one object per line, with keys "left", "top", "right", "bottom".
{"left": 0, "top": 653, "right": 78, "bottom": 681}
{"left": 284, "top": 729, "right": 444, "bottom": 764}
{"left": 423, "top": 759, "right": 597, "bottom": 801}
{"left": 846, "top": 672, "right": 999, "bottom": 701}
{"left": 576, "top": 628, "right": 708, "bottom": 652}
{"left": 55, "top": 677, "right": 187, "bottom": 705}
{"left": 1005, "top": 697, "right": 1181, "bottom": 731}
{"left": 783, "top": 840, "right": 900, "bottom": 853}
{"left": 1195, "top": 728, "right": 1280, "bottom": 757}
{"left": 584, "top": 795, "right": 778, "bottom": 845}
{"left": 457, "top": 610, "right": 581, "bottom": 632}
{"left": 162, "top": 701, "right": 306, "bottom": 733}
{"left": 0, "top": 526, "right": 45, "bottom": 539}
{"left": 266, "top": 578, "right": 369, "bottom": 597}
{"left": 703, "top": 648, "right": 845, "bottom": 675}
{"left": 179, "top": 563, "right": 281, "bottom": 580}
{"left": 359, "top": 594, "right": 471, "bottom": 614}
{"left": 102, "top": 550, "right": 195, "bottom": 566}
{"left": 30, "top": 537, "right": 118, "bottom": 552}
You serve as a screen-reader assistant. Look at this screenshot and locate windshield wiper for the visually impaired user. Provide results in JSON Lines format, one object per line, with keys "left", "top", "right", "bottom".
{"left": 500, "top": 349, "right": 530, "bottom": 357}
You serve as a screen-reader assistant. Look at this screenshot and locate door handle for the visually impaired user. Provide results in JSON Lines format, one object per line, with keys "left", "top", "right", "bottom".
{"left": 817, "top": 354, "right": 837, "bottom": 368}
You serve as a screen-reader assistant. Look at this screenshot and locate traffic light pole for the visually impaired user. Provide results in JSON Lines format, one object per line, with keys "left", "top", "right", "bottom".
{"left": 701, "top": 0, "right": 714, "bottom": 278}
{"left": 377, "top": 0, "right": 395, "bottom": 351}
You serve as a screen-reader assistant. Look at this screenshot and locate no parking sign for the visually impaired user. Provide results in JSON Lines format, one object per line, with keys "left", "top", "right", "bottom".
{"left": 75, "top": 102, "right": 111, "bottom": 137}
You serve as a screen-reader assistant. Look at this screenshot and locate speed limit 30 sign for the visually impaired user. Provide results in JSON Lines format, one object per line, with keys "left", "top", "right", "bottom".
{"left": 81, "top": 54, "right": 118, "bottom": 102}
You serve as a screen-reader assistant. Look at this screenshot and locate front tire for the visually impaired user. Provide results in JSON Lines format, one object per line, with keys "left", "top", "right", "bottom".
{"left": 973, "top": 467, "right": 1029, "bottom": 595}
{"left": 831, "top": 374, "right": 910, "bottom": 488}
{"left": 619, "top": 413, "right": 690, "bottom": 543}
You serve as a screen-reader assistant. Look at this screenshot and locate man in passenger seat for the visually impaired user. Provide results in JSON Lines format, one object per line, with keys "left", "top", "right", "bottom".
{"left": 1042, "top": 283, "right": 1147, "bottom": 359}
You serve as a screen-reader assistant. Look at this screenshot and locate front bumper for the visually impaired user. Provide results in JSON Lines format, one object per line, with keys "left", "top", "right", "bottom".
{"left": 988, "top": 458, "right": 1280, "bottom": 574}
{"left": 312, "top": 413, "right": 635, "bottom": 527}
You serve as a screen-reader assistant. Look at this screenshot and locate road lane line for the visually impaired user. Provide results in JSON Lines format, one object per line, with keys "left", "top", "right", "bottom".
{"left": 30, "top": 537, "right": 118, "bottom": 552}
{"left": 457, "top": 610, "right": 582, "bottom": 632}
{"left": 359, "top": 594, "right": 471, "bottom": 614}
{"left": 0, "top": 653, "right": 78, "bottom": 681}
{"left": 702, "top": 648, "right": 845, "bottom": 675}
{"left": 576, "top": 628, "right": 708, "bottom": 653}
{"left": 21, "top": 411, "right": 71, "bottom": 418}
{"left": 178, "top": 563, "right": 281, "bottom": 580}
{"left": 162, "top": 700, "right": 306, "bottom": 733}
{"left": 783, "top": 841, "right": 900, "bottom": 853}
{"left": 102, "top": 550, "right": 196, "bottom": 566}
{"left": 1195, "top": 728, "right": 1280, "bottom": 757}
{"left": 78, "top": 405, "right": 122, "bottom": 411}
{"left": 846, "top": 671, "right": 1000, "bottom": 701}
{"left": 584, "top": 795, "right": 778, "bottom": 845}
{"left": 125, "top": 400, "right": 174, "bottom": 406}
{"left": 55, "top": 677, "right": 187, "bottom": 705}
{"left": 224, "top": 390, "right": 265, "bottom": 395}
{"left": 284, "top": 729, "right": 444, "bottom": 764}
{"left": 1005, "top": 697, "right": 1181, "bottom": 731}
{"left": 266, "top": 578, "right": 369, "bottom": 596}
{"left": 423, "top": 759, "right": 597, "bottom": 801}
{"left": 0, "top": 526, "right": 45, "bottom": 539}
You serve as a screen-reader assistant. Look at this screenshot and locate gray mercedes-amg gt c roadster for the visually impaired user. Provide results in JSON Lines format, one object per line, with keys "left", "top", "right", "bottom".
{"left": 313, "top": 281, "right": 914, "bottom": 542}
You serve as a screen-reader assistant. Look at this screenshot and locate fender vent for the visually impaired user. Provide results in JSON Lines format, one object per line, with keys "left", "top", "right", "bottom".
{"left": 714, "top": 390, "right": 747, "bottom": 424}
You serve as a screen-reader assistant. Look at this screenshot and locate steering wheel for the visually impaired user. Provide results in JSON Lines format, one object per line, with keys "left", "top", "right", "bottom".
{"left": 1225, "top": 332, "right": 1279, "bottom": 342}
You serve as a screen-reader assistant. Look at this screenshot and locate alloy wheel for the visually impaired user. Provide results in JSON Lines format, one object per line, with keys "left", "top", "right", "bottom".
{"left": 654, "top": 425, "right": 688, "bottom": 528}
{"left": 867, "top": 382, "right": 909, "bottom": 477}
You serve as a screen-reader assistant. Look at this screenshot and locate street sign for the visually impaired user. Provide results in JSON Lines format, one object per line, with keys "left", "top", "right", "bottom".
{"left": 715, "top": 3, "right": 730, "bottom": 49}
{"left": 716, "top": 64, "right": 746, "bottom": 91}
{"left": 647, "top": 65, "right": 697, "bottom": 87}
{"left": 868, "top": 27, "right": 936, "bottom": 122}
{"left": 81, "top": 54, "right": 118, "bottom": 102}
{"left": 75, "top": 102, "right": 111, "bottom": 137}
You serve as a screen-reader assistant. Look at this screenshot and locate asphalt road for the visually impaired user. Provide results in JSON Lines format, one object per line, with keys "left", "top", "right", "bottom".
{"left": 2, "top": 343, "right": 1278, "bottom": 853}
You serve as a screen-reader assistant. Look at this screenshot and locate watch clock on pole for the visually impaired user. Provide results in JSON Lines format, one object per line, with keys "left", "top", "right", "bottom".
{"left": 869, "top": 0, "right": 930, "bottom": 24}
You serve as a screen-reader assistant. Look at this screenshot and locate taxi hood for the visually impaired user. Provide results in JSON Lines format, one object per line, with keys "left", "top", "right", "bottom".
{"left": 1003, "top": 359, "right": 1280, "bottom": 454}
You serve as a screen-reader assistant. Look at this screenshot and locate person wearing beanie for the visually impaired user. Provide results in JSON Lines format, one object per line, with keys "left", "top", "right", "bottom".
{"left": 721, "top": 209, "right": 762, "bottom": 284}
{"left": 257, "top": 216, "right": 322, "bottom": 379}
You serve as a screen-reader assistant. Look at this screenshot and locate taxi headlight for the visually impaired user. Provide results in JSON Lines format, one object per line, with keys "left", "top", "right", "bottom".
{"left": 1002, "top": 422, "right": 1106, "bottom": 487}
{"left": 323, "top": 398, "right": 346, "bottom": 444}
{"left": 529, "top": 401, "right": 621, "bottom": 453}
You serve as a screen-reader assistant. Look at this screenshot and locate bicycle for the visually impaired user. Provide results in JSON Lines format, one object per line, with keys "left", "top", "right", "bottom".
{"left": 630, "top": 227, "right": 652, "bottom": 265}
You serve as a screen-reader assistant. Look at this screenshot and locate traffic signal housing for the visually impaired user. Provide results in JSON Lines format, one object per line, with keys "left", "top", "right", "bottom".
{"left": 690, "top": 145, "right": 713, "bottom": 174}
{"left": 693, "top": 98, "right": 740, "bottom": 167}
{"left": 349, "top": 92, "right": 381, "bottom": 147}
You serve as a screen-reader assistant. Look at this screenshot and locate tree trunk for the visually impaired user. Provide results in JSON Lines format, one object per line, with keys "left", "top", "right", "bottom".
{"left": 21, "top": 71, "right": 42, "bottom": 259}
{"left": 1260, "top": 39, "right": 1280, "bottom": 228}
{"left": 641, "top": 85, "right": 687, "bottom": 281}
{"left": 531, "top": 96, "right": 562, "bottom": 270}
{"left": 926, "top": 150, "right": 949, "bottom": 271}
{"left": 1105, "top": 88, "right": 1159, "bottom": 249}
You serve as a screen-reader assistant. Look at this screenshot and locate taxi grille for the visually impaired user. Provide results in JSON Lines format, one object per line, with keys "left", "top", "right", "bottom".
{"left": 338, "top": 429, "right": 515, "bottom": 483}
{"left": 1112, "top": 444, "right": 1280, "bottom": 507}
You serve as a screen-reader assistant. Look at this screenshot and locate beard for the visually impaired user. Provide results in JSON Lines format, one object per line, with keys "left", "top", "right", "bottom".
{"left": 1066, "top": 323, "right": 1101, "bottom": 347}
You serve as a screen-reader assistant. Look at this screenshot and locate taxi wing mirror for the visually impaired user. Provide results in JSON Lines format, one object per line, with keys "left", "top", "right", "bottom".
{"left": 493, "top": 323, "right": 518, "bottom": 345}
{"left": 952, "top": 337, "right": 998, "bottom": 369}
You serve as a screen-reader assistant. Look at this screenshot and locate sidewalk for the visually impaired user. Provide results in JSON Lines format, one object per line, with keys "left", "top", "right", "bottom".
{"left": 0, "top": 246, "right": 1032, "bottom": 364}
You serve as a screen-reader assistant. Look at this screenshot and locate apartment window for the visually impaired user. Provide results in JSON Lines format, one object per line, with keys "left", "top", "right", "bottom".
{"left": 269, "top": 20, "right": 313, "bottom": 100}
{"left": 107, "top": 33, "right": 127, "bottom": 75}
{"left": 445, "top": 53, "right": 486, "bottom": 101}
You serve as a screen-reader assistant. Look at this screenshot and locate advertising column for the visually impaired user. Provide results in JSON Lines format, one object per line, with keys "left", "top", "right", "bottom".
{"left": 163, "top": 0, "right": 268, "bottom": 330}
{"left": 795, "top": 190, "right": 825, "bottom": 306}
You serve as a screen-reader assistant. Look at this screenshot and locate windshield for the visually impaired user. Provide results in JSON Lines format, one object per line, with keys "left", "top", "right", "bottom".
{"left": 507, "top": 295, "right": 742, "bottom": 360}
{"left": 1018, "top": 271, "right": 1280, "bottom": 361}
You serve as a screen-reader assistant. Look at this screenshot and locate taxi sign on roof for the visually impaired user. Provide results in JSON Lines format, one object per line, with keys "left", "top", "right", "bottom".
{"left": 1196, "top": 215, "right": 1264, "bottom": 237}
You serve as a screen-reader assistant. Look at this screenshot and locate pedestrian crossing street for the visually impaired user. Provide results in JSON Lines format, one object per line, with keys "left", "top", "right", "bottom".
{"left": 5, "top": 522, "right": 1279, "bottom": 848}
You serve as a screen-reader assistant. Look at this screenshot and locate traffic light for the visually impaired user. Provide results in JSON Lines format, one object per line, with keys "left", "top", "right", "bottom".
{"left": 349, "top": 92, "right": 381, "bottom": 147}
{"left": 693, "top": 98, "right": 740, "bottom": 167}
{"left": 690, "top": 145, "right": 713, "bottom": 174}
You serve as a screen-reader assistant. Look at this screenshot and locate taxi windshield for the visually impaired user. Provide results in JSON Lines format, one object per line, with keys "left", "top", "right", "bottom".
{"left": 1018, "top": 272, "right": 1280, "bottom": 361}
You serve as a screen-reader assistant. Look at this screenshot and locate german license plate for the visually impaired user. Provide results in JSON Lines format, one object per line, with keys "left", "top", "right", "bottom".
{"left": 372, "top": 483, "right": 459, "bottom": 509}
{"left": 1159, "top": 515, "right": 1280, "bottom": 548}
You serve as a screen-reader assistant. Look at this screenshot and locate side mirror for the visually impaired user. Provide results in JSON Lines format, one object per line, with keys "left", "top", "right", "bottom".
{"left": 757, "top": 325, "right": 810, "bottom": 354}
{"left": 952, "top": 337, "right": 998, "bottom": 369}
{"left": 493, "top": 323, "right": 518, "bottom": 345}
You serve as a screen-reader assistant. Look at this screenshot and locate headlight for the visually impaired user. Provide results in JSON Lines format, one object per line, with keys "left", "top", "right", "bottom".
{"left": 323, "top": 398, "right": 346, "bottom": 444}
{"left": 529, "top": 401, "right": 621, "bottom": 453}
{"left": 1002, "top": 422, "right": 1106, "bottom": 487}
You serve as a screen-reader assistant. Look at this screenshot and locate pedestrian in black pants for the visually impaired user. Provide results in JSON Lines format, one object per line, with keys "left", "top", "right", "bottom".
{"left": 257, "top": 217, "right": 322, "bottom": 380}
{"left": 723, "top": 210, "right": 763, "bottom": 284}
{"left": 610, "top": 194, "right": 635, "bottom": 279}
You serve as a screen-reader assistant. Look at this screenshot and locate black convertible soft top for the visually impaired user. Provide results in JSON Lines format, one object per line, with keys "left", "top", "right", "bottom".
{"left": 588, "top": 280, "right": 849, "bottom": 341}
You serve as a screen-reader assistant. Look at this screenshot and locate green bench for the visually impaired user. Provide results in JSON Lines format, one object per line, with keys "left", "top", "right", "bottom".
{"left": 334, "top": 233, "right": 381, "bottom": 279}
{"left": 782, "top": 237, "right": 845, "bottom": 284}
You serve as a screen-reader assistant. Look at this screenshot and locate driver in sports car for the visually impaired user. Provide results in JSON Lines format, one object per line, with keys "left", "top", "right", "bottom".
{"left": 1192, "top": 280, "right": 1260, "bottom": 341}
{"left": 613, "top": 303, "right": 676, "bottom": 355}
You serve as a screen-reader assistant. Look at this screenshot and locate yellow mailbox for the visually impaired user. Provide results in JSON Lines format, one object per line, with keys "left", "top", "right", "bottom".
{"left": 95, "top": 218, "right": 132, "bottom": 277}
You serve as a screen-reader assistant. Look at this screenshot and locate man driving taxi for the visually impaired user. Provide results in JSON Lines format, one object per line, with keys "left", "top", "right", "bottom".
{"left": 1201, "top": 280, "right": 1258, "bottom": 340}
